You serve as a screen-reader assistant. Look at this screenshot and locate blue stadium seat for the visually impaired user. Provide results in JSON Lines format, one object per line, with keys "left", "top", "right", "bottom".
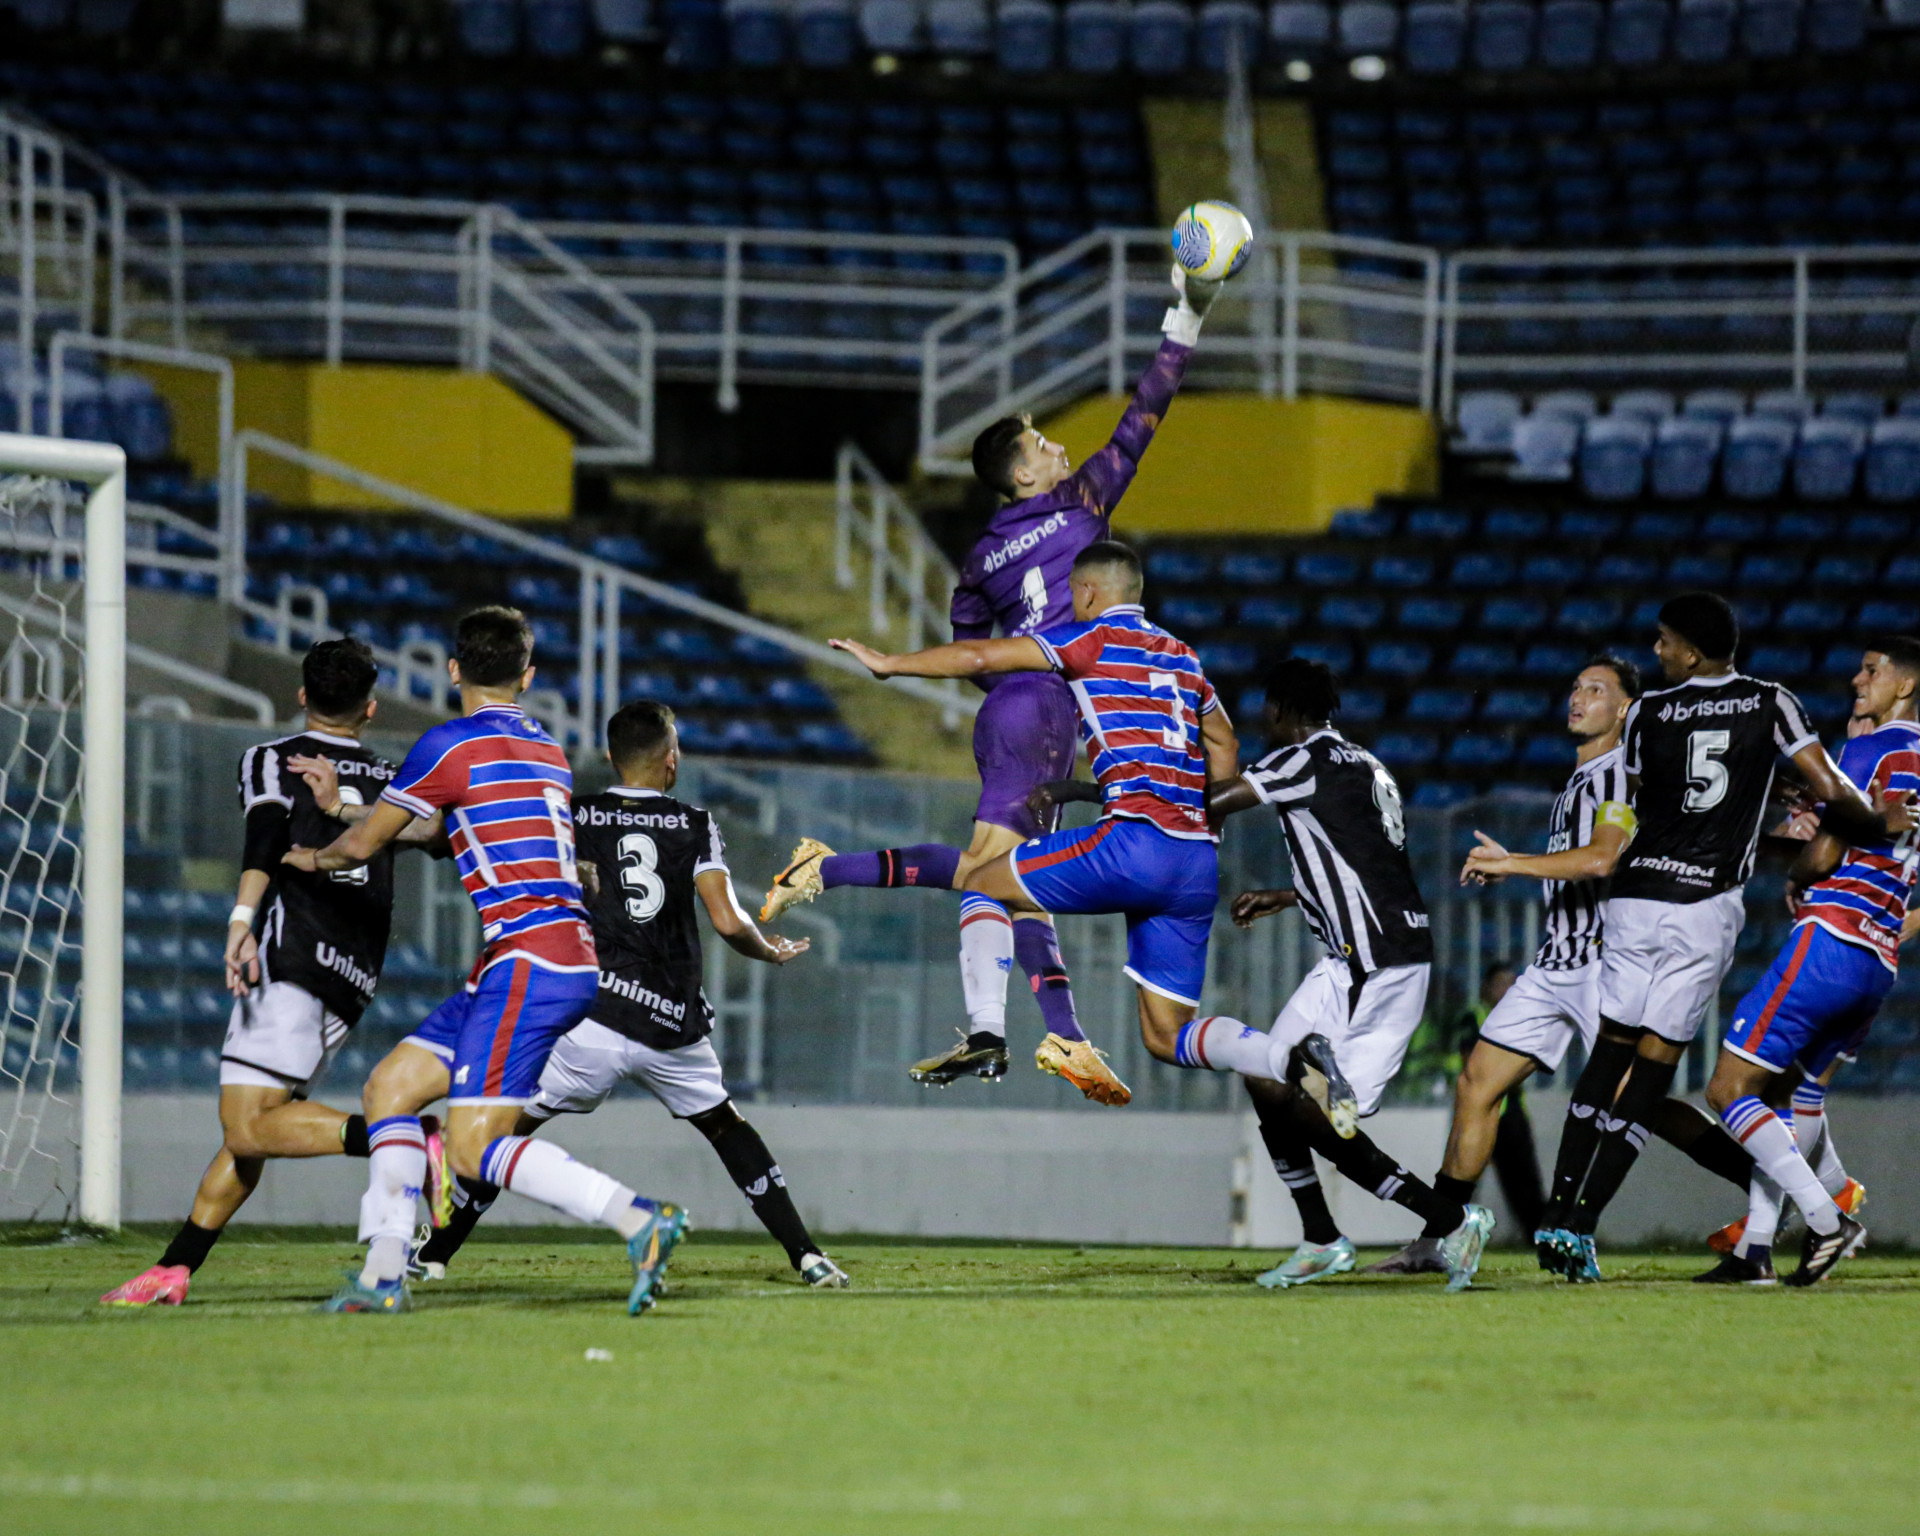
{"left": 1455, "top": 390, "right": 1521, "bottom": 452}
{"left": 1220, "top": 551, "right": 1286, "bottom": 585}
{"left": 860, "top": 0, "right": 925, "bottom": 50}
{"left": 1752, "top": 389, "right": 1813, "bottom": 424}
{"left": 593, "top": 0, "right": 652, "bottom": 38}
{"left": 1291, "top": 638, "right": 1355, "bottom": 671}
{"left": 1446, "top": 736, "right": 1515, "bottom": 771}
{"left": 1200, "top": 642, "right": 1258, "bottom": 676}
{"left": 728, "top": 0, "right": 791, "bottom": 62}
{"left": 1522, "top": 642, "right": 1585, "bottom": 679}
{"left": 1065, "top": 0, "right": 1127, "bottom": 68}
{"left": 1407, "top": 505, "right": 1473, "bottom": 540}
{"left": 1749, "top": 643, "right": 1813, "bottom": 679}
{"left": 996, "top": 0, "right": 1058, "bottom": 68}
{"left": 1822, "top": 391, "right": 1884, "bottom": 428}
{"left": 1739, "top": 0, "right": 1801, "bottom": 55}
{"left": 455, "top": 0, "right": 519, "bottom": 53}
{"left": 1520, "top": 553, "right": 1583, "bottom": 585}
{"left": 1451, "top": 552, "right": 1515, "bottom": 588}
{"left": 1375, "top": 734, "right": 1440, "bottom": 772}
{"left": 1370, "top": 554, "right": 1434, "bottom": 588}
{"left": 1558, "top": 596, "right": 1622, "bottom": 636}
{"left": 1294, "top": 552, "right": 1359, "bottom": 586}
{"left": 766, "top": 676, "right": 835, "bottom": 712}
{"left": 1811, "top": 553, "right": 1877, "bottom": 589}
{"left": 1147, "top": 549, "right": 1213, "bottom": 584}
{"left": 1480, "top": 596, "right": 1548, "bottom": 633}
{"left": 1539, "top": 0, "right": 1602, "bottom": 64}
{"left": 1554, "top": 509, "right": 1621, "bottom": 541}
{"left": 1484, "top": 507, "right": 1549, "bottom": 541}
{"left": 1598, "top": 549, "right": 1663, "bottom": 585}
{"left": 1198, "top": 0, "right": 1265, "bottom": 68}
{"left": 1408, "top": 687, "right": 1475, "bottom": 723}
{"left": 1672, "top": 0, "right": 1735, "bottom": 58}
{"left": 1269, "top": 0, "right": 1333, "bottom": 56}
{"left": 1239, "top": 596, "right": 1303, "bottom": 629}
{"left": 1367, "top": 640, "right": 1433, "bottom": 678}
{"left": 796, "top": 0, "right": 860, "bottom": 63}
{"left": 1342, "top": 686, "right": 1388, "bottom": 722}
{"left": 1521, "top": 734, "right": 1576, "bottom": 769}
{"left": 1737, "top": 552, "right": 1806, "bottom": 589}
{"left": 664, "top": 0, "right": 728, "bottom": 64}
{"left": 1793, "top": 418, "right": 1866, "bottom": 501}
{"left": 1651, "top": 416, "right": 1721, "bottom": 501}
{"left": 1319, "top": 594, "right": 1386, "bottom": 629}
{"left": 930, "top": 0, "right": 992, "bottom": 50}
{"left": 1328, "top": 506, "right": 1397, "bottom": 538}
{"left": 1403, "top": 1, "right": 1467, "bottom": 71}
{"left": 1161, "top": 596, "right": 1227, "bottom": 630}
{"left": 1722, "top": 416, "right": 1795, "bottom": 499}
{"left": 1412, "top": 781, "right": 1475, "bottom": 809}
{"left": 1580, "top": 416, "right": 1653, "bottom": 501}
{"left": 1451, "top": 642, "right": 1519, "bottom": 678}
{"left": 1843, "top": 510, "right": 1909, "bottom": 543}
{"left": 1864, "top": 420, "right": 1920, "bottom": 503}
{"left": 1668, "top": 551, "right": 1732, "bottom": 586}
{"left": 1338, "top": 0, "right": 1400, "bottom": 52}
{"left": 1483, "top": 687, "right": 1552, "bottom": 723}
{"left": 1398, "top": 596, "right": 1468, "bottom": 632}
{"left": 1129, "top": 0, "right": 1193, "bottom": 68}
{"left": 528, "top": 0, "right": 590, "bottom": 54}
{"left": 1683, "top": 388, "right": 1745, "bottom": 426}
{"left": 1606, "top": 0, "right": 1670, "bottom": 61}
{"left": 1511, "top": 414, "right": 1579, "bottom": 481}
{"left": 1859, "top": 598, "right": 1920, "bottom": 631}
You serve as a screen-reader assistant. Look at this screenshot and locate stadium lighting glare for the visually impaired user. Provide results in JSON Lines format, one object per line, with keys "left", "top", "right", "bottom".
{"left": 1350, "top": 54, "right": 1388, "bottom": 80}
{"left": 1285, "top": 59, "right": 1314, "bottom": 81}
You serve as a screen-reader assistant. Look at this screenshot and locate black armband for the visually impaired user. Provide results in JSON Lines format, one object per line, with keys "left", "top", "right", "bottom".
{"left": 241, "top": 803, "right": 293, "bottom": 874}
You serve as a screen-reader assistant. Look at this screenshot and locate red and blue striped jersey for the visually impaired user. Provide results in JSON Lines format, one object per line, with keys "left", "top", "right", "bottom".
{"left": 382, "top": 703, "right": 595, "bottom": 976}
{"left": 1798, "top": 719, "right": 1920, "bottom": 972}
{"left": 1033, "top": 604, "right": 1221, "bottom": 840}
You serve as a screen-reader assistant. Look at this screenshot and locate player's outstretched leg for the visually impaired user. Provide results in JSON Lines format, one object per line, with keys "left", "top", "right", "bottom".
{"left": 689, "top": 1103, "right": 848, "bottom": 1287}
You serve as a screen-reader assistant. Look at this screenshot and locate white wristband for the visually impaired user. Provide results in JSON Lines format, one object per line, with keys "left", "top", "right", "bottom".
{"left": 229, "top": 904, "right": 256, "bottom": 929}
{"left": 1161, "top": 304, "right": 1202, "bottom": 347}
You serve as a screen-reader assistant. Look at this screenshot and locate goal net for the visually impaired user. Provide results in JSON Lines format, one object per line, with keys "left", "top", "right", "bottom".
{"left": 0, "top": 432, "right": 125, "bottom": 1227}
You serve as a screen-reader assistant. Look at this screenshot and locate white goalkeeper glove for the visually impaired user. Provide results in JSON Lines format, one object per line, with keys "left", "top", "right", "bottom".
{"left": 1162, "top": 265, "right": 1223, "bottom": 346}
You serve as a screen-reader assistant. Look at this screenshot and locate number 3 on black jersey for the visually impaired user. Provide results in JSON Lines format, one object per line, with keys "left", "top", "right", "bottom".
{"left": 617, "top": 832, "right": 667, "bottom": 924}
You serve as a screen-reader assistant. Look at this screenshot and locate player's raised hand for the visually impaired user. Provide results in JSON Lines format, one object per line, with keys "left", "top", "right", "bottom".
{"left": 1460, "top": 831, "right": 1511, "bottom": 884}
{"left": 765, "top": 934, "right": 811, "bottom": 964}
{"left": 287, "top": 753, "right": 342, "bottom": 815}
{"left": 1169, "top": 263, "right": 1223, "bottom": 318}
{"left": 829, "top": 637, "right": 894, "bottom": 677}
{"left": 223, "top": 924, "right": 259, "bottom": 998}
{"left": 1875, "top": 783, "right": 1919, "bottom": 836}
{"left": 1230, "top": 888, "right": 1297, "bottom": 928}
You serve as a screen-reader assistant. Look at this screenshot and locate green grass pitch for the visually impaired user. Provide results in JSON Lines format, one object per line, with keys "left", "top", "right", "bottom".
{"left": 4, "top": 1226, "right": 1918, "bottom": 1536}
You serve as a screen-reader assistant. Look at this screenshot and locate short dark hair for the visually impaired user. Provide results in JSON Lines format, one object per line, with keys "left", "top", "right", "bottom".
{"left": 455, "top": 604, "right": 534, "bottom": 687}
{"left": 1658, "top": 591, "right": 1738, "bottom": 662}
{"left": 1868, "top": 635, "right": 1920, "bottom": 676}
{"left": 970, "top": 413, "right": 1031, "bottom": 499}
{"left": 302, "top": 637, "right": 377, "bottom": 717}
{"left": 1266, "top": 656, "right": 1341, "bottom": 723}
{"left": 607, "top": 700, "right": 676, "bottom": 767}
{"left": 1583, "top": 651, "right": 1643, "bottom": 699}
{"left": 1071, "top": 538, "right": 1143, "bottom": 598}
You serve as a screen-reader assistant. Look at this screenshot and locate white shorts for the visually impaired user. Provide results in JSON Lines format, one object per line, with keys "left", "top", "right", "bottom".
{"left": 1478, "top": 961, "right": 1599, "bottom": 1072}
{"left": 1598, "top": 891, "right": 1746, "bottom": 1045}
{"left": 531, "top": 1017, "right": 730, "bottom": 1120}
{"left": 219, "top": 981, "right": 350, "bottom": 1094}
{"left": 1266, "top": 956, "right": 1431, "bottom": 1118}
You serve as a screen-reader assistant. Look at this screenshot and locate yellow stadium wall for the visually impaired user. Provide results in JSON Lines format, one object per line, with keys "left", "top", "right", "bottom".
{"left": 1037, "top": 392, "right": 1437, "bottom": 536}
{"left": 130, "top": 361, "right": 574, "bottom": 518}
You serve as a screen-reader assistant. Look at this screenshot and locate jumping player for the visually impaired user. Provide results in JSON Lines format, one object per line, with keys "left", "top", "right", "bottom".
{"left": 101, "top": 639, "right": 444, "bottom": 1307}
{"left": 285, "top": 606, "right": 687, "bottom": 1315}
{"left": 759, "top": 268, "right": 1222, "bottom": 1105}
{"left": 828, "top": 541, "right": 1328, "bottom": 1112}
{"left": 1537, "top": 593, "right": 1913, "bottom": 1281}
{"left": 1696, "top": 638, "right": 1920, "bottom": 1285}
{"left": 1205, "top": 658, "right": 1494, "bottom": 1293}
{"left": 406, "top": 700, "right": 848, "bottom": 1289}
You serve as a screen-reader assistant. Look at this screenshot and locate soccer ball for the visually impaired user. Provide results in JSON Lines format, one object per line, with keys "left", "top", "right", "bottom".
{"left": 1171, "top": 201, "right": 1254, "bottom": 282}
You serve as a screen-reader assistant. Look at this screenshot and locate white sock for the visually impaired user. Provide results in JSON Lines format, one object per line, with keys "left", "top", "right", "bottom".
{"left": 958, "top": 893, "right": 1014, "bottom": 1035}
{"left": 1813, "top": 1118, "right": 1849, "bottom": 1196}
{"left": 481, "top": 1135, "right": 638, "bottom": 1231}
{"left": 357, "top": 1116, "right": 426, "bottom": 1286}
{"left": 1736, "top": 1172, "right": 1784, "bottom": 1258}
{"left": 1172, "top": 1015, "right": 1278, "bottom": 1079}
{"left": 1722, "top": 1098, "right": 1840, "bottom": 1236}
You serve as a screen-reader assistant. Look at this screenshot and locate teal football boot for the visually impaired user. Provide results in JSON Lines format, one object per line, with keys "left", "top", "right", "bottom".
{"left": 1255, "top": 1236, "right": 1357, "bottom": 1289}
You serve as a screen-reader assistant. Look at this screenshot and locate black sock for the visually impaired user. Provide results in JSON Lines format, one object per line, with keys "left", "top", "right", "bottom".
{"left": 1651, "top": 1098, "right": 1752, "bottom": 1191}
{"left": 341, "top": 1113, "right": 370, "bottom": 1158}
{"left": 158, "top": 1218, "right": 221, "bottom": 1273}
{"left": 1542, "top": 1033, "right": 1637, "bottom": 1228}
{"left": 965, "top": 1030, "right": 1004, "bottom": 1053}
{"left": 1570, "top": 1056, "right": 1679, "bottom": 1235}
{"left": 1285, "top": 1097, "right": 1467, "bottom": 1237}
{"left": 1433, "top": 1173, "right": 1477, "bottom": 1209}
{"left": 708, "top": 1117, "right": 818, "bottom": 1268}
{"left": 1253, "top": 1103, "right": 1342, "bottom": 1245}
{"left": 415, "top": 1176, "right": 499, "bottom": 1267}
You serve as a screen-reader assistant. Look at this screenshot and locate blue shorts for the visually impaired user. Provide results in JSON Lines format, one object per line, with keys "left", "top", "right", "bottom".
{"left": 1011, "top": 817, "right": 1218, "bottom": 1007}
{"left": 404, "top": 957, "right": 599, "bottom": 1106}
{"left": 1724, "top": 922, "right": 1894, "bottom": 1076}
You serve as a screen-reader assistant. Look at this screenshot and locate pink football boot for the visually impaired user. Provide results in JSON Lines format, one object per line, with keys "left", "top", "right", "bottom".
{"left": 100, "top": 1264, "right": 190, "bottom": 1307}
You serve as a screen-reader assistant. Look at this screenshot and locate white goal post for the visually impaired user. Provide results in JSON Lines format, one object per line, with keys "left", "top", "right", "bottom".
{"left": 0, "top": 430, "right": 125, "bottom": 1229}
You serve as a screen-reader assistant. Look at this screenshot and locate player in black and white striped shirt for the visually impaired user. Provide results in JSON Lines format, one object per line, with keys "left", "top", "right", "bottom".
{"left": 1367, "top": 656, "right": 1639, "bottom": 1276}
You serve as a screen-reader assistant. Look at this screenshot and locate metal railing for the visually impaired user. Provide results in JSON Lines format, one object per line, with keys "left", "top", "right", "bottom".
{"left": 1439, "top": 244, "right": 1920, "bottom": 420}
{"left": 3, "top": 114, "right": 100, "bottom": 428}
{"left": 917, "top": 226, "right": 1441, "bottom": 473}
{"left": 225, "top": 430, "right": 978, "bottom": 749}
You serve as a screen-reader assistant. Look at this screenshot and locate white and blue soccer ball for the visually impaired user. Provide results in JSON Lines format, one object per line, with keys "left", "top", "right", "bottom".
{"left": 1171, "top": 200, "right": 1254, "bottom": 282}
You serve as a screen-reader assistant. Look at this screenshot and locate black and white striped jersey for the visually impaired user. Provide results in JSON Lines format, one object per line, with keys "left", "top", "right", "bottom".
{"left": 1243, "top": 728, "right": 1432, "bottom": 974}
{"left": 237, "top": 730, "right": 398, "bottom": 1023}
{"left": 1533, "top": 745, "right": 1630, "bottom": 970}
{"left": 1611, "top": 672, "right": 1819, "bottom": 904}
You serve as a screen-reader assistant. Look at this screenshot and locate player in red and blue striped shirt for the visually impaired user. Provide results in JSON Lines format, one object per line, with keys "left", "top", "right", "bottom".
{"left": 285, "top": 606, "right": 686, "bottom": 1315}
{"left": 832, "top": 541, "right": 1308, "bottom": 1096}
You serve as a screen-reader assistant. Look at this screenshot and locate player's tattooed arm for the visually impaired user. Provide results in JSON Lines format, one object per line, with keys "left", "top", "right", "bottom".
{"left": 282, "top": 799, "right": 416, "bottom": 874}
{"left": 828, "top": 634, "right": 1049, "bottom": 680}
{"left": 1460, "top": 816, "right": 1633, "bottom": 885}
{"left": 287, "top": 755, "right": 446, "bottom": 850}
{"left": 695, "top": 869, "right": 811, "bottom": 964}
{"left": 1230, "top": 889, "right": 1299, "bottom": 928}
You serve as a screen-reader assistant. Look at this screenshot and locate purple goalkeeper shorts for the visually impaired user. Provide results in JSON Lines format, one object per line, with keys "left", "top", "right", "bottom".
{"left": 972, "top": 671, "right": 1081, "bottom": 839}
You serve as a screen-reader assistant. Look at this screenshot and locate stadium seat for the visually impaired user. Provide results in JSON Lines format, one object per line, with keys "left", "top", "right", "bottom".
{"left": 1672, "top": 0, "right": 1735, "bottom": 59}
{"left": 1319, "top": 594, "right": 1386, "bottom": 629}
{"left": 1130, "top": 0, "right": 1194, "bottom": 69}
{"left": 1611, "top": 388, "right": 1675, "bottom": 424}
{"left": 1811, "top": 553, "right": 1877, "bottom": 589}
{"left": 1483, "top": 687, "right": 1552, "bottom": 723}
{"left": 996, "top": 0, "right": 1059, "bottom": 69}
{"left": 1367, "top": 640, "right": 1433, "bottom": 678}
{"left": 1775, "top": 599, "right": 1845, "bottom": 634}
{"left": 860, "top": 0, "right": 925, "bottom": 50}
{"left": 1337, "top": 0, "right": 1399, "bottom": 52}
{"left": 1822, "top": 391, "right": 1884, "bottom": 428}
{"left": 455, "top": 0, "right": 519, "bottom": 54}
{"left": 1865, "top": 419, "right": 1920, "bottom": 503}
{"left": 796, "top": 0, "right": 860, "bottom": 63}
{"left": 1398, "top": 596, "right": 1468, "bottom": 632}
{"left": 1538, "top": 0, "right": 1603, "bottom": 65}
{"left": 1485, "top": 507, "right": 1549, "bottom": 540}
{"left": 1739, "top": 0, "right": 1801, "bottom": 56}
{"left": 1197, "top": 0, "right": 1265, "bottom": 69}
{"left": 1651, "top": 416, "right": 1721, "bottom": 501}
{"left": 1737, "top": 551, "right": 1805, "bottom": 589}
{"left": 727, "top": 0, "right": 791, "bottom": 63}
{"left": 1220, "top": 551, "right": 1286, "bottom": 585}
{"left": 1511, "top": 414, "right": 1578, "bottom": 480}
{"left": 1371, "top": 554, "right": 1434, "bottom": 588}
{"left": 1065, "top": 0, "right": 1127, "bottom": 69}
{"left": 1455, "top": 390, "right": 1521, "bottom": 452}
{"left": 1402, "top": 1, "right": 1467, "bottom": 72}
{"left": 664, "top": 0, "right": 729, "bottom": 64}
{"left": 1522, "top": 642, "right": 1585, "bottom": 679}
{"left": 929, "top": 0, "right": 992, "bottom": 51}
{"left": 1682, "top": 388, "right": 1745, "bottom": 426}
{"left": 1408, "top": 687, "right": 1475, "bottom": 723}
{"left": 1161, "top": 596, "right": 1227, "bottom": 630}
{"left": 1269, "top": 0, "right": 1333, "bottom": 55}
{"left": 1451, "top": 552, "right": 1516, "bottom": 588}
{"left": 1721, "top": 415, "right": 1795, "bottom": 499}
{"left": 1147, "top": 548, "right": 1212, "bottom": 584}
{"left": 1606, "top": 0, "right": 1671, "bottom": 62}
{"left": 1752, "top": 389, "right": 1813, "bottom": 424}
{"left": 1295, "top": 552, "right": 1358, "bottom": 586}
{"left": 1239, "top": 596, "right": 1303, "bottom": 629}
{"left": 1375, "top": 732, "right": 1439, "bottom": 769}
{"left": 1200, "top": 642, "right": 1258, "bottom": 676}
{"left": 1446, "top": 736, "right": 1515, "bottom": 771}
{"left": 592, "top": 0, "right": 652, "bottom": 39}
{"left": 1793, "top": 417, "right": 1866, "bottom": 500}
{"left": 1291, "top": 638, "right": 1356, "bottom": 671}
{"left": 1579, "top": 416, "right": 1653, "bottom": 501}
{"left": 527, "top": 0, "right": 590, "bottom": 54}
{"left": 1480, "top": 596, "right": 1549, "bottom": 633}
{"left": 1408, "top": 505, "right": 1473, "bottom": 540}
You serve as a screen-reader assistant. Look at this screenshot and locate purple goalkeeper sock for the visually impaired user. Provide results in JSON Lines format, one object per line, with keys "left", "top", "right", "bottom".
{"left": 820, "top": 844, "right": 962, "bottom": 891}
{"left": 1014, "top": 917, "right": 1085, "bottom": 1042}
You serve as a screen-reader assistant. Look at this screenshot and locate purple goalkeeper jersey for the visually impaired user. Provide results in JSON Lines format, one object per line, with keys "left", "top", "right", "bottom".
{"left": 950, "top": 338, "right": 1191, "bottom": 665}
